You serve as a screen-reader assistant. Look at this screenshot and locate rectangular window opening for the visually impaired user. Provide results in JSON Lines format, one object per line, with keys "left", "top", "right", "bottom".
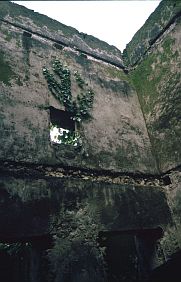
{"left": 49, "top": 106, "right": 80, "bottom": 146}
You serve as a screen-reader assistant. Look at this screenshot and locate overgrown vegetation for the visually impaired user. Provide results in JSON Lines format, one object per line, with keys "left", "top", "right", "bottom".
{"left": 104, "top": 65, "right": 129, "bottom": 82}
{"left": 130, "top": 36, "right": 177, "bottom": 114}
{"left": 43, "top": 60, "right": 95, "bottom": 122}
{"left": 43, "top": 59, "right": 95, "bottom": 145}
{"left": 130, "top": 32, "right": 181, "bottom": 169}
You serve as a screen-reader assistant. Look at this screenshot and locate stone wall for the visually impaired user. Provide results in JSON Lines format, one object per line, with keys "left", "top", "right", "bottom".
{"left": 130, "top": 18, "right": 181, "bottom": 172}
{"left": 0, "top": 169, "right": 171, "bottom": 240}
{"left": 0, "top": 1, "right": 124, "bottom": 68}
{"left": 124, "top": 0, "right": 181, "bottom": 271}
{"left": 123, "top": 0, "right": 181, "bottom": 66}
{"left": 0, "top": 1, "right": 181, "bottom": 281}
{"left": 0, "top": 15, "right": 156, "bottom": 174}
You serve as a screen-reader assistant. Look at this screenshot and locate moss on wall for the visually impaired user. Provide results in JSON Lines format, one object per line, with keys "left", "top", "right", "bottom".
{"left": 2, "top": 28, "right": 13, "bottom": 42}
{"left": 48, "top": 203, "right": 106, "bottom": 282}
{"left": 130, "top": 31, "right": 181, "bottom": 171}
{"left": 123, "top": 0, "right": 181, "bottom": 66}
{"left": 0, "top": 51, "right": 15, "bottom": 86}
{"left": 104, "top": 66, "right": 129, "bottom": 82}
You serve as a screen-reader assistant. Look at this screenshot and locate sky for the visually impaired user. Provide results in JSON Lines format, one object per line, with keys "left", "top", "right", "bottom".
{"left": 13, "top": 1, "right": 161, "bottom": 51}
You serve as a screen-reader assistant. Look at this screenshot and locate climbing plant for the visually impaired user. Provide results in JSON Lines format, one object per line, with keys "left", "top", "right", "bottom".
{"left": 43, "top": 59, "right": 95, "bottom": 122}
{"left": 43, "top": 59, "right": 95, "bottom": 146}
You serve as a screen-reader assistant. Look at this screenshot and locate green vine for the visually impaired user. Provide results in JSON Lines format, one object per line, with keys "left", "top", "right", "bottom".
{"left": 43, "top": 59, "right": 95, "bottom": 122}
{"left": 74, "top": 70, "right": 85, "bottom": 89}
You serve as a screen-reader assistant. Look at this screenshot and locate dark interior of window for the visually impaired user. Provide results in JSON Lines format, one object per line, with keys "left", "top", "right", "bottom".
{"left": 49, "top": 106, "right": 75, "bottom": 131}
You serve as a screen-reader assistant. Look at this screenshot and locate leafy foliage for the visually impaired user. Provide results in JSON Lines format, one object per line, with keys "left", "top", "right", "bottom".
{"left": 43, "top": 59, "right": 95, "bottom": 123}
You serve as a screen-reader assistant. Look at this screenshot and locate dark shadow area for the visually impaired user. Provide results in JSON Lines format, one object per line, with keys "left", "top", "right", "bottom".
{"left": 53, "top": 43, "right": 64, "bottom": 50}
{"left": 162, "top": 175, "right": 172, "bottom": 185}
{"left": 0, "top": 235, "right": 52, "bottom": 282}
{"left": 149, "top": 250, "right": 181, "bottom": 282}
{"left": 102, "top": 233, "right": 138, "bottom": 282}
{"left": 98, "top": 228, "right": 163, "bottom": 282}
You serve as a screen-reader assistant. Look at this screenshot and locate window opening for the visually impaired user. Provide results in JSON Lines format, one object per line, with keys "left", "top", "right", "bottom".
{"left": 49, "top": 106, "right": 80, "bottom": 146}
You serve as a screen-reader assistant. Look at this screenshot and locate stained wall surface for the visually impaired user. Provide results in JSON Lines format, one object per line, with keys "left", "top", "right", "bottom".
{"left": 125, "top": 0, "right": 181, "bottom": 264}
{"left": 0, "top": 1, "right": 157, "bottom": 174}
{"left": 126, "top": 0, "right": 181, "bottom": 173}
{"left": 0, "top": 1, "right": 181, "bottom": 281}
{"left": 123, "top": 0, "right": 181, "bottom": 66}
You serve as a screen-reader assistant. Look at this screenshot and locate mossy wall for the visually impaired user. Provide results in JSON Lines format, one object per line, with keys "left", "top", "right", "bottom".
{"left": 123, "top": 0, "right": 181, "bottom": 66}
{"left": 0, "top": 50, "right": 15, "bottom": 85}
{"left": 123, "top": 0, "right": 181, "bottom": 259}
{"left": 0, "top": 1, "right": 180, "bottom": 280}
{"left": 171, "top": 171, "right": 181, "bottom": 241}
{"left": 0, "top": 19, "right": 156, "bottom": 173}
{"left": 129, "top": 16, "right": 181, "bottom": 172}
{"left": 0, "top": 175, "right": 171, "bottom": 239}
{"left": 0, "top": 173, "right": 172, "bottom": 281}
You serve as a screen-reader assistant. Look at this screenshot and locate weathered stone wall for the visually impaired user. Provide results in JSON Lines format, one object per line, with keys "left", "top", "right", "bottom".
{"left": 0, "top": 1, "right": 124, "bottom": 68}
{"left": 0, "top": 174, "right": 171, "bottom": 240}
{"left": 164, "top": 169, "right": 181, "bottom": 252}
{"left": 128, "top": 3, "right": 181, "bottom": 173}
{"left": 0, "top": 17, "right": 156, "bottom": 173}
{"left": 123, "top": 0, "right": 181, "bottom": 66}
{"left": 0, "top": 160, "right": 175, "bottom": 280}
{"left": 0, "top": 0, "right": 180, "bottom": 281}
{"left": 124, "top": 0, "right": 181, "bottom": 267}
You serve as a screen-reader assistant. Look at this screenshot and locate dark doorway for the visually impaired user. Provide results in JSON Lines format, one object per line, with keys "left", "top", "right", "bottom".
{"left": 100, "top": 233, "right": 138, "bottom": 282}
{"left": 99, "top": 228, "right": 163, "bottom": 282}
